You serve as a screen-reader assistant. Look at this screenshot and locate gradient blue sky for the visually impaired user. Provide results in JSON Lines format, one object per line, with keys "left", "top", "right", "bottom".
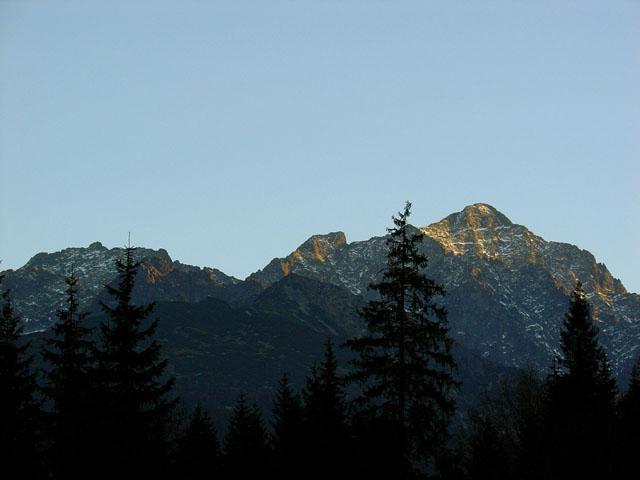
{"left": 1, "top": 1, "right": 638, "bottom": 292}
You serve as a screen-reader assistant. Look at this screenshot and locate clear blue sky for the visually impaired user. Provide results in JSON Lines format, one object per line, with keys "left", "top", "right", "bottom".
{"left": 1, "top": 1, "right": 638, "bottom": 292}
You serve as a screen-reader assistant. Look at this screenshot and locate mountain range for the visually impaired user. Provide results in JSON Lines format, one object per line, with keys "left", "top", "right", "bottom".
{"left": 2, "top": 203, "right": 638, "bottom": 419}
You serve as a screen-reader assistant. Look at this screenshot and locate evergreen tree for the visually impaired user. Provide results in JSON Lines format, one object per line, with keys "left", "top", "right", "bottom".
{"left": 345, "top": 202, "right": 457, "bottom": 478}
{"left": 93, "top": 246, "right": 176, "bottom": 478}
{"left": 545, "top": 282, "right": 617, "bottom": 479}
{"left": 301, "top": 339, "right": 349, "bottom": 478}
{"left": 223, "top": 394, "right": 270, "bottom": 478}
{"left": 616, "top": 354, "right": 640, "bottom": 478}
{"left": 175, "top": 404, "right": 220, "bottom": 479}
{"left": 0, "top": 279, "right": 41, "bottom": 477}
{"left": 41, "top": 271, "right": 95, "bottom": 479}
{"left": 270, "top": 374, "right": 304, "bottom": 479}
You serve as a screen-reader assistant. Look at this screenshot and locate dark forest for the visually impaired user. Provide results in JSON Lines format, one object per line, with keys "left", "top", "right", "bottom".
{"left": 2, "top": 203, "right": 639, "bottom": 479}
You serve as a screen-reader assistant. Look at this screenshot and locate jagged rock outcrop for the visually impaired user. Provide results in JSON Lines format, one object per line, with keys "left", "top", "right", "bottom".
{"left": 249, "top": 204, "right": 640, "bottom": 378}
{"left": 248, "top": 232, "right": 348, "bottom": 287}
{"left": 0, "top": 242, "right": 238, "bottom": 331}
{"left": 3, "top": 203, "right": 638, "bottom": 380}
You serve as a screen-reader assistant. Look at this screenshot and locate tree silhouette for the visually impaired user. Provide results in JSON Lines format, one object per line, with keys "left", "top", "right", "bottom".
{"left": 175, "top": 404, "right": 220, "bottom": 479}
{"left": 345, "top": 201, "right": 457, "bottom": 478}
{"left": 302, "top": 339, "right": 348, "bottom": 478}
{"left": 41, "top": 272, "right": 95, "bottom": 479}
{"left": 271, "top": 374, "right": 304, "bottom": 479}
{"left": 0, "top": 278, "right": 41, "bottom": 477}
{"left": 223, "top": 394, "right": 270, "bottom": 478}
{"left": 545, "top": 282, "right": 616, "bottom": 478}
{"left": 93, "top": 246, "right": 176, "bottom": 478}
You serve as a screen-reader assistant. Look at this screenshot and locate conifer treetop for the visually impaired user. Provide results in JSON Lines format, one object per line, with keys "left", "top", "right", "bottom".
{"left": 345, "top": 201, "right": 457, "bottom": 477}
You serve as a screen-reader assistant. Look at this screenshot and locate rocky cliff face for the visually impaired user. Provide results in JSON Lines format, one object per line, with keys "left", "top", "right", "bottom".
{"left": 3, "top": 203, "right": 638, "bottom": 380}
{"left": 0, "top": 242, "right": 238, "bottom": 331}
{"left": 249, "top": 204, "right": 640, "bottom": 378}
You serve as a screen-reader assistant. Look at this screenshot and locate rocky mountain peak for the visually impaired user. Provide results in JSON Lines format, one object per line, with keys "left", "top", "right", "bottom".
{"left": 1, "top": 242, "right": 238, "bottom": 331}
{"left": 420, "top": 203, "right": 517, "bottom": 258}
{"left": 88, "top": 241, "right": 106, "bottom": 250}
{"left": 425, "top": 203, "right": 512, "bottom": 233}
{"left": 3, "top": 205, "right": 638, "bottom": 381}
{"left": 420, "top": 204, "right": 631, "bottom": 317}
{"left": 294, "top": 231, "right": 347, "bottom": 264}
{"left": 461, "top": 203, "right": 513, "bottom": 227}
{"left": 247, "top": 231, "right": 348, "bottom": 286}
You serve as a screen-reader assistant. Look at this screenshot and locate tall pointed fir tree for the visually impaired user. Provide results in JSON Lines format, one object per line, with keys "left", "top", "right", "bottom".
{"left": 0, "top": 278, "right": 41, "bottom": 477}
{"left": 301, "top": 339, "right": 349, "bottom": 479}
{"left": 94, "top": 246, "right": 176, "bottom": 478}
{"left": 41, "top": 271, "right": 95, "bottom": 479}
{"left": 174, "top": 404, "right": 220, "bottom": 480}
{"left": 223, "top": 394, "right": 270, "bottom": 479}
{"left": 271, "top": 374, "right": 304, "bottom": 479}
{"left": 545, "top": 282, "right": 617, "bottom": 479}
{"left": 345, "top": 202, "right": 457, "bottom": 479}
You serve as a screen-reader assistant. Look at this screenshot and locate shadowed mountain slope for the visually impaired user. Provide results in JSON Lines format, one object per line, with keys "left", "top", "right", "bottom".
{"left": 4, "top": 203, "right": 638, "bottom": 381}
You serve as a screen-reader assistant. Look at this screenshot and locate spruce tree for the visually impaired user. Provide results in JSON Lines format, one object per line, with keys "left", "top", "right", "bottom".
{"left": 175, "top": 404, "right": 220, "bottom": 479}
{"left": 345, "top": 201, "right": 457, "bottom": 478}
{"left": 223, "top": 394, "right": 270, "bottom": 478}
{"left": 545, "top": 282, "right": 617, "bottom": 479}
{"left": 94, "top": 246, "right": 176, "bottom": 478}
{"left": 0, "top": 279, "right": 41, "bottom": 477}
{"left": 271, "top": 374, "right": 304, "bottom": 479}
{"left": 41, "top": 271, "right": 95, "bottom": 479}
{"left": 301, "top": 339, "right": 349, "bottom": 478}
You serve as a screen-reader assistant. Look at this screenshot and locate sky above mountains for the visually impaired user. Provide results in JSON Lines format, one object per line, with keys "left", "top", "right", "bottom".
{"left": 1, "top": 1, "right": 638, "bottom": 292}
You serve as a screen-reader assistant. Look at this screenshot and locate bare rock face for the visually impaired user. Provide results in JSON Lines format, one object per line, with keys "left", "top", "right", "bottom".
{"left": 249, "top": 204, "right": 640, "bottom": 379}
{"left": 247, "top": 232, "right": 348, "bottom": 287}
{"left": 2, "top": 203, "right": 638, "bottom": 381}
{"left": 0, "top": 243, "right": 238, "bottom": 332}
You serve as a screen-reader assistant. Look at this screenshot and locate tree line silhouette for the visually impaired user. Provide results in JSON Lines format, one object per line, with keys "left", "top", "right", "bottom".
{"left": 1, "top": 202, "right": 639, "bottom": 479}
